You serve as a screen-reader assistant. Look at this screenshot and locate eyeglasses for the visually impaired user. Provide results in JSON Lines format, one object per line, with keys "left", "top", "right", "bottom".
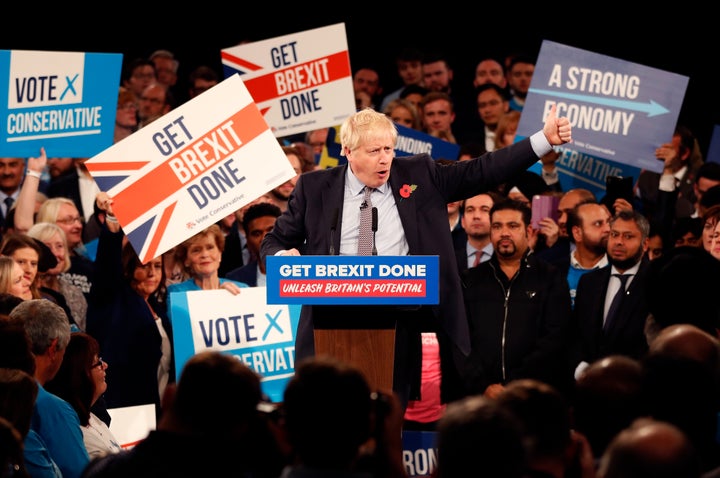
{"left": 56, "top": 216, "right": 82, "bottom": 225}
{"left": 91, "top": 357, "right": 104, "bottom": 369}
{"left": 118, "top": 102, "right": 138, "bottom": 110}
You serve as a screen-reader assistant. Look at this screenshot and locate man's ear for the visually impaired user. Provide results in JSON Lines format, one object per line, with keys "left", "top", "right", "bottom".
{"left": 641, "top": 237, "right": 650, "bottom": 253}
{"left": 571, "top": 225, "right": 582, "bottom": 243}
{"left": 679, "top": 145, "right": 691, "bottom": 162}
{"left": 47, "top": 338, "right": 59, "bottom": 358}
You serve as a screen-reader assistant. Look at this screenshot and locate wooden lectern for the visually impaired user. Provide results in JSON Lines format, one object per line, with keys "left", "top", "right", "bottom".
{"left": 312, "top": 305, "right": 396, "bottom": 391}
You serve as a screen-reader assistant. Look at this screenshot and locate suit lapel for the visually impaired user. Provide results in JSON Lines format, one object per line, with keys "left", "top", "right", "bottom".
{"left": 389, "top": 165, "right": 418, "bottom": 251}
{"left": 605, "top": 259, "right": 649, "bottom": 335}
{"left": 595, "top": 268, "right": 612, "bottom": 331}
{"left": 322, "top": 166, "right": 348, "bottom": 254}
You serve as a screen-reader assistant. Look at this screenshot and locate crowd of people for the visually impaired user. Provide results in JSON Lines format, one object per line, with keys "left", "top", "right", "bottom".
{"left": 0, "top": 42, "right": 719, "bottom": 478}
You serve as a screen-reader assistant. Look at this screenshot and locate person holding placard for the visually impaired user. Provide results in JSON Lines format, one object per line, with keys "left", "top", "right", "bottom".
{"left": 86, "top": 192, "right": 173, "bottom": 417}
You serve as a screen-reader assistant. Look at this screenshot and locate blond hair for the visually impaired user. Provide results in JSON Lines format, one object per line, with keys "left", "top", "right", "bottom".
{"left": 176, "top": 224, "right": 225, "bottom": 277}
{"left": 36, "top": 197, "right": 77, "bottom": 224}
{"left": 0, "top": 256, "right": 20, "bottom": 295}
{"left": 339, "top": 108, "right": 397, "bottom": 156}
{"left": 27, "top": 222, "right": 71, "bottom": 273}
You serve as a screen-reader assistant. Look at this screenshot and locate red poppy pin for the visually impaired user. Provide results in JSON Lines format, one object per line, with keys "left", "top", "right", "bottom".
{"left": 399, "top": 184, "right": 417, "bottom": 201}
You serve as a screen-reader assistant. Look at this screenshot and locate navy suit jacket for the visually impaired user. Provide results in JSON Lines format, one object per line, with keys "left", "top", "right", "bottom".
{"left": 572, "top": 258, "right": 651, "bottom": 366}
{"left": 225, "top": 261, "right": 258, "bottom": 287}
{"left": 261, "top": 137, "right": 542, "bottom": 363}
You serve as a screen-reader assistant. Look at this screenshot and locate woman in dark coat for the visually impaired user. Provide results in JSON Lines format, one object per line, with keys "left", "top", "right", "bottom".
{"left": 86, "top": 192, "right": 174, "bottom": 417}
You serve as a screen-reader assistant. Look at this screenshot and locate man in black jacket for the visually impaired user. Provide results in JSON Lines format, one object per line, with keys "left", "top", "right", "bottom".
{"left": 460, "top": 199, "right": 573, "bottom": 399}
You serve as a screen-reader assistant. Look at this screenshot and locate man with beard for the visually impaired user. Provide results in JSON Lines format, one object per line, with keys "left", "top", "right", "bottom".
{"left": 535, "top": 188, "right": 596, "bottom": 267}
{"left": 269, "top": 146, "right": 303, "bottom": 213}
{"left": 460, "top": 199, "right": 573, "bottom": 399}
{"left": 564, "top": 200, "right": 612, "bottom": 307}
{"left": 572, "top": 209, "right": 651, "bottom": 379}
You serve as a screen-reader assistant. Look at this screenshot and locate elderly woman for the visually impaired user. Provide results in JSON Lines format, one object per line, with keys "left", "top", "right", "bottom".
{"left": 26, "top": 223, "right": 87, "bottom": 331}
{"left": 86, "top": 192, "right": 173, "bottom": 416}
{"left": 166, "top": 223, "right": 247, "bottom": 315}
{"left": 13, "top": 149, "right": 95, "bottom": 300}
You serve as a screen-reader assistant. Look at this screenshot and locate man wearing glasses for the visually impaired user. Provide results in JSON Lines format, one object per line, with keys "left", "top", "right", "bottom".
{"left": 138, "top": 82, "right": 174, "bottom": 129}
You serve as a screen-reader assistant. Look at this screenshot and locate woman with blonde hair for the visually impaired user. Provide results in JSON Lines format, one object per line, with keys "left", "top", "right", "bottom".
{"left": 34, "top": 197, "right": 95, "bottom": 298}
{"left": 494, "top": 110, "right": 521, "bottom": 150}
{"left": 0, "top": 233, "right": 51, "bottom": 300}
{"left": 165, "top": 224, "right": 247, "bottom": 355}
{"left": 12, "top": 149, "right": 95, "bottom": 307}
{"left": 0, "top": 256, "right": 30, "bottom": 300}
{"left": 27, "top": 222, "right": 87, "bottom": 331}
{"left": 383, "top": 98, "right": 422, "bottom": 131}
{"left": 168, "top": 223, "right": 248, "bottom": 295}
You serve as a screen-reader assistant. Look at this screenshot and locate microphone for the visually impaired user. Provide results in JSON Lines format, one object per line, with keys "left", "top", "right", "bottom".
{"left": 360, "top": 200, "right": 368, "bottom": 210}
{"left": 371, "top": 207, "right": 378, "bottom": 256}
{"left": 329, "top": 208, "right": 339, "bottom": 255}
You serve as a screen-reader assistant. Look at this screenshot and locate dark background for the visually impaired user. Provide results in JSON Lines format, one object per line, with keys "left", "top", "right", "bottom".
{"left": 4, "top": 9, "right": 718, "bottom": 155}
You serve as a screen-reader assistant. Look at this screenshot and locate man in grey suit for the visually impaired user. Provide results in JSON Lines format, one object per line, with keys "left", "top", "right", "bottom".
{"left": 261, "top": 106, "right": 572, "bottom": 406}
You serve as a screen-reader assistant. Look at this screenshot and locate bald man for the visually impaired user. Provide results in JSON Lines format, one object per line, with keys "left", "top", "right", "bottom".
{"left": 597, "top": 418, "right": 700, "bottom": 478}
{"left": 648, "top": 323, "right": 720, "bottom": 365}
{"left": 573, "top": 355, "right": 644, "bottom": 460}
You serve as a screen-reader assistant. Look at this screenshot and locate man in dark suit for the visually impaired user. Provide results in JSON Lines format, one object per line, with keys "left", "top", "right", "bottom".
{"left": 572, "top": 209, "right": 651, "bottom": 379}
{"left": 453, "top": 192, "right": 498, "bottom": 274}
{"left": 261, "top": 106, "right": 573, "bottom": 405}
{"left": 635, "top": 125, "right": 700, "bottom": 222}
{"left": 226, "top": 202, "right": 281, "bottom": 287}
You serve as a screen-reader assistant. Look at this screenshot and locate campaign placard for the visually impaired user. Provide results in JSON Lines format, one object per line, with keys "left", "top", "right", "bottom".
{"left": 402, "top": 431, "right": 438, "bottom": 478}
{"left": 170, "top": 288, "right": 301, "bottom": 403}
{"left": 518, "top": 40, "right": 688, "bottom": 196}
{"left": 0, "top": 49, "right": 122, "bottom": 157}
{"left": 221, "top": 23, "right": 355, "bottom": 138}
{"left": 266, "top": 255, "right": 439, "bottom": 305}
{"left": 317, "top": 123, "right": 461, "bottom": 169}
{"left": 107, "top": 404, "right": 156, "bottom": 449}
{"left": 84, "top": 74, "right": 296, "bottom": 264}
{"left": 707, "top": 124, "right": 720, "bottom": 164}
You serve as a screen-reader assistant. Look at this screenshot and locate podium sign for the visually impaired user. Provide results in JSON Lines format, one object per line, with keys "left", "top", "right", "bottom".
{"left": 266, "top": 255, "right": 439, "bottom": 305}
{"left": 266, "top": 255, "right": 439, "bottom": 391}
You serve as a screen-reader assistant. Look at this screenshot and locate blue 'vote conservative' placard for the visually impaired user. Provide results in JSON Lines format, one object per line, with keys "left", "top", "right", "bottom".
{"left": 0, "top": 49, "right": 122, "bottom": 157}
